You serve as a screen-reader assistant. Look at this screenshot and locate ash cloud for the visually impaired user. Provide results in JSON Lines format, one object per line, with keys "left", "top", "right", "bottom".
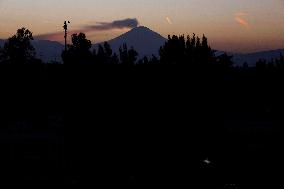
{"left": 86, "top": 18, "right": 139, "bottom": 31}
{"left": 36, "top": 18, "right": 139, "bottom": 41}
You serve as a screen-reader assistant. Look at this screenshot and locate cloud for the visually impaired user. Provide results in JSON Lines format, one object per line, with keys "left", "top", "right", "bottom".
{"left": 36, "top": 18, "right": 139, "bottom": 41}
{"left": 36, "top": 32, "right": 65, "bottom": 42}
{"left": 166, "top": 17, "right": 173, "bottom": 25}
{"left": 87, "top": 18, "right": 139, "bottom": 31}
{"left": 235, "top": 12, "right": 250, "bottom": 29}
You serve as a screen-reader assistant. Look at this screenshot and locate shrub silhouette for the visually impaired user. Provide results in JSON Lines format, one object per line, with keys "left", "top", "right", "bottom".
{"left": 1, "top": 28, "right": 36, "bottom": 64}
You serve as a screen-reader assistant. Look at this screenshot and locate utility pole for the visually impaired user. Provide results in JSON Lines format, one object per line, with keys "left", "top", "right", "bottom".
{"left": 63, "top": 21, "right": 70, "bottom": 51}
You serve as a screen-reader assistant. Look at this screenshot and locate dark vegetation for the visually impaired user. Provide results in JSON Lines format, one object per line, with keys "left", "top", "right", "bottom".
{"left": 0, "top": 28, "right": 284, "bottom": 188}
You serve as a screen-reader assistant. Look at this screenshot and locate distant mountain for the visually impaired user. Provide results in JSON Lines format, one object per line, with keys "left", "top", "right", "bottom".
{"left": 232, "top": 49, "right": 284, "bottom": 66}
{"left": 94, "top": 26, "right": 167, "bottom": 58}
{"left": 32, "top": 40, "right": 64, "bottom": 63}
{"left": 0, "top": 39, "right": 64, "bottom": 63}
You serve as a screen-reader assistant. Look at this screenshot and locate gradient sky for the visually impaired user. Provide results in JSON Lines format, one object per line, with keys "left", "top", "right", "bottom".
{"left": 1, "top": 0, "right": 284, "bottom": 53}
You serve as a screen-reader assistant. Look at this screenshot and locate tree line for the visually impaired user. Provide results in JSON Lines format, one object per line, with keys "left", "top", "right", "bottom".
{"left": 1, "top": 27, "right": 284, "bottom": 70}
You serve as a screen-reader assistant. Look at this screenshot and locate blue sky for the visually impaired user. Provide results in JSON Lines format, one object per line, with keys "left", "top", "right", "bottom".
{"left": 1, "top": 0, "right": 284, "bottom": 52}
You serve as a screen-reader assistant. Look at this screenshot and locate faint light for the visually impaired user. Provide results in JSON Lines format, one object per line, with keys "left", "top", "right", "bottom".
{"left": 166, "top": 17, "right": 173, "bottom": 25}
{"left": 203, "top": 158, "right": 211, "bottom": 165}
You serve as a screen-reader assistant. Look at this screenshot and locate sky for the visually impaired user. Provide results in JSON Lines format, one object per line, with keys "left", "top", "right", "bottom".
{"left": 1, "top": 0, "right": 284, "bottom": 53}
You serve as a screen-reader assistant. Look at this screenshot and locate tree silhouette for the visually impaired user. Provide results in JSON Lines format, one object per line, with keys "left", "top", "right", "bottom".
{"left": 103, "top": 42, "right": 113, "bottom": 59}
{"left": 159, "top": 34, "right": 215, "bottom": 66}
{"left": 280, "top": 54, "right": 284, "bottom": 63}
{"left": 137, "top": 56, "right": 149, "bottom": 65}
{"left": 94, "top": 42, "right": 119, "bottom": 65}
{"left": 0, "top": 46, "right": 4, "bottom": 63}
{"left": 62, "top": 33, "right": 92, "bottom": 65}
{"left": 256, "top": 59, "right": 267, "bottom": 70}
{"left": 1, "top": 28, "right": 36, "bottom": 64}
{"left": 243, "top": 62, "right": 249, "bottom": 69}
{"left": 119, "top": 43, "right": 138, "bottom": 65}
{"left": 137, "top": 55, "right": 160, "bottom": 65}
{"left": 216, "top": 53, "right": 234, "bottom": 68}
{"left": 275, "top": 54, "right": 284, "bottom": 70}
{"left": 159, "top": 35, "right": 185, "bottom": 64}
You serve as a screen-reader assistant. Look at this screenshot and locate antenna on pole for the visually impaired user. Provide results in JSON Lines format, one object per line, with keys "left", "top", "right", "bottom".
{"left": 63, "top": 21, "right": 70, "bottom": 51}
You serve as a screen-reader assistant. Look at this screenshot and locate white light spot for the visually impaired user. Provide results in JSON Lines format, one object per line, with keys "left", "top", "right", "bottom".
{"left": 203, "top": 158, "right": 211, "bottom": 165}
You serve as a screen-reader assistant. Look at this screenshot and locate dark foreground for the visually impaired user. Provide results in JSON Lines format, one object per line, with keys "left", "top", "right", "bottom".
{"left": 0, "top": 64, "right": 283, "bottom": 188}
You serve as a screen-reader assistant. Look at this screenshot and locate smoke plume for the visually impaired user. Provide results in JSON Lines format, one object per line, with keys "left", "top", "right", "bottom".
{"left": 36, "top": 18, "right": 139, "bottom": 41}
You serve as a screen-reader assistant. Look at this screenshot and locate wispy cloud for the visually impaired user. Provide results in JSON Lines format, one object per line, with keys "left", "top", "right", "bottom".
{"left": 87, "top": 18, "right": 139, "bottom": 31}
{"left": 166, "top": 17, "right": 173, "bottom": 25}
{"left": 235, "top": 12, "right": 250, "bottom": 29}
{"left": 36, "top": 18, "right": 139, "bottom": 41}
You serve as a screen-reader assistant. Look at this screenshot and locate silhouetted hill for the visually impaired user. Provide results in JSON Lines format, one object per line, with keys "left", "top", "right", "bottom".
{"left": 233, "top": 49, "right": 284, "bottom": 66}
{"left": 32, "top": 40, "right": 64, "bottom": 63}
{"left": 94, "top": 26, "right": 167, "bottom": 57}
{"left": 0, "top": 39, "right": 64, "bottom": 63}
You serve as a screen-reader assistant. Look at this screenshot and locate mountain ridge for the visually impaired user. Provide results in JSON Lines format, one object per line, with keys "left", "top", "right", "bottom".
{"left": 0, "top": 39, "right": 64, "bottom": 63}
{"left": 232, "top": 49, "right": 284, "bottom": 66}
{"left": 93, "top": 26, "right": 167, "bottom": 58}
